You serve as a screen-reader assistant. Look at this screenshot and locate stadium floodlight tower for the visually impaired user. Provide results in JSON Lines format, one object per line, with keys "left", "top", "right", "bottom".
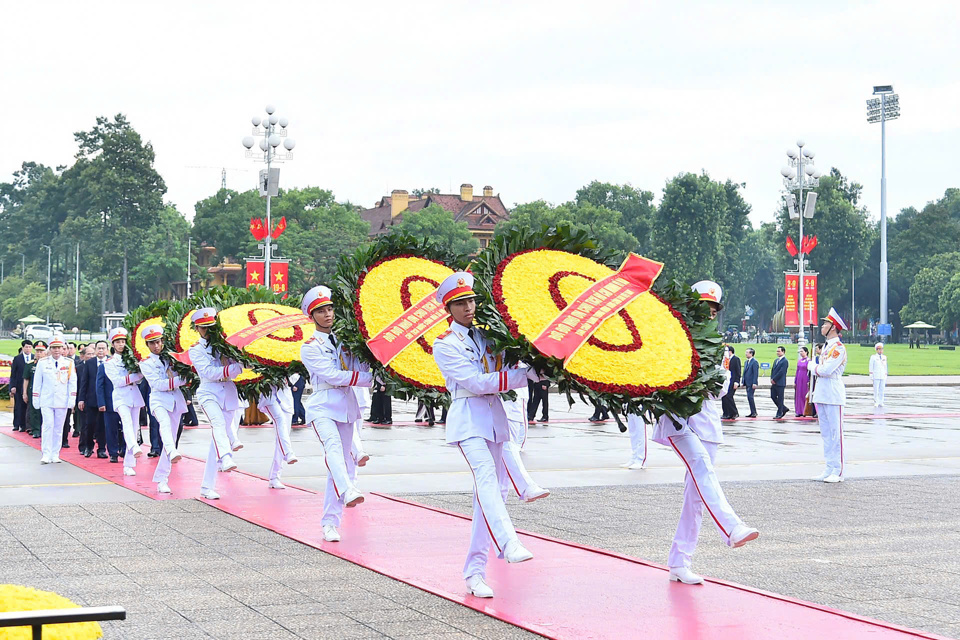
{"left": 867, "top": 85, "right": 900, "bottom": 341}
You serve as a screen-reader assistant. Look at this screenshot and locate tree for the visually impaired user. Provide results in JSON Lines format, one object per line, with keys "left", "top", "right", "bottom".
{"left": 67, "top": 115, "right": 167, "bottom": 312}
{"left": 938, "top": 272, "right": 960, "bottom": 333}
{"left": 192, "top": 188, "right": 264, "bottom": 261}
{"left": 129, "top": 205, "right": 193, "bottom": 306}
{"left": 899, "top": 252, "right": 960, "bottom": 329}
{"left": 391, "top": 204, "right": 479, "bottom": 256}
{"left": 504, "top": 199, "right": 639, "bottom": 256}
{"left": 575, "top": 181, "right": 655, "bottom": 253}
{"left": 737, "top": 224, "right": 781, "bottom": 331}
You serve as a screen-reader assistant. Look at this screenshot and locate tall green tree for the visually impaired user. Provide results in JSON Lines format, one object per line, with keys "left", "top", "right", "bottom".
{"left": 390, "top": 204, "right": 479, "bottom": 256}
{"left": 938, "top": 271, "right": 960, "bottom": 333}
{"left": 129, "top": 205, "right": 193, "bottom": 306}
{"left": 575, "top": 181, "right": 655, "bottom": 253}
{"left": 504, "top": 199, "right": 639, "bottom": 255}
{"left": 899, "top": 252, "right": 960, "bottom": 329}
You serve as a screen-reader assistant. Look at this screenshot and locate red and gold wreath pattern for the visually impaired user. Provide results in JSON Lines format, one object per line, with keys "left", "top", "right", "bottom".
{"left": 131, "top": 316, "right": 163, "bottom": 362}
{"left": 174, "top": 314, "right": 261, "bottom": 386}
{"left": 355, "top": 255, "right": 454, "bottom": 390}
{"left": 217, "top": 303, "right": 314, "bottom": 367}
{"left": 493, "top": 248, "right": 699, "bottom": 396}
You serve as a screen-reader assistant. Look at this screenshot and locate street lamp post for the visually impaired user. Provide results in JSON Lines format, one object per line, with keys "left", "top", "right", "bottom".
{"left": 40, "top": 245, "right": 52, "bottom": 324}
{"left": 241, "top": 105, "right": 296, "bottom": 286}
{"left": 781, "top": 140, "right": 822, "bottom": 347}
{"left": 186, "top": 236, "right": 192, "bottom": 298}
{"left": 867, "top": 86, "right": 900, "bottom": 341}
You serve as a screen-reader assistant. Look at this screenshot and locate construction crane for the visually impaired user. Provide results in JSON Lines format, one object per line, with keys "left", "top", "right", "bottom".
{"left": 185, "top": 166, "right": 255, "bottom": 191}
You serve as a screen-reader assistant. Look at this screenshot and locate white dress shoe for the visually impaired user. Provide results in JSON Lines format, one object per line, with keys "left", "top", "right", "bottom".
{"left": 170, "top": 450, "right": 182, "bottom": 464}
{"left": 356, "top": 453, "right": 370, "bottom": 467}
{"left": 51, "top": 457, "right": 62, "bottom": 464}
{"left": 231, "top": 441, "right": 244, "bottom": 452}
{"left": 268, "top": 479, "right": 286, "bottom": 490}
{"left": 503, "top": 539, "right": 534, "bottom": 563}
{"left": 728, "top": 524, "right": 759, "bottom": 548}
{"left": 323, "top": 525, "right": 341, "bottom": 542}
{"left": 812, "top": 470, "right": 831, "bottom": 481}
{"left": 285, "top": 453, "right": 298, "bottom": 465}
{"left": 157, "top": 483, "right": 172, "bottom": 494}
{"left": 823, "top": 474, "right": 844, "bottom": 483}
{"left": 200, "top": 489, "right": 220, "bottom": 500}
{"left": 133, "top": 448, "right": 143, "bottom": 458}
{"left": 123, "top": 467, "right": 136, "bottom": 476}
{"left": 669, "top": 567, "right": 704, "bottom": 585}
{"left": 220, "top": 457, "right": 237, "bottom": 473}
{"left": 523, "top": 487, "right": 551, "bottom": 503}
{"left": 627, "top": 461, "right": 646, "bottom": 470}
{"left": 466, "top": 575, "right": 494, "bottom": 598}
{"left": 40, "top": 458, "right": 51, "bottom": 464}
{"left": 342, "top": 488, "right": 364, "bottom": 508}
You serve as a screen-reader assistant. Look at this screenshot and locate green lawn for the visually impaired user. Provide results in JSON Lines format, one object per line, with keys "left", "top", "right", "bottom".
{"left": 732, "top": 342, "right": 960, "bottom": 377}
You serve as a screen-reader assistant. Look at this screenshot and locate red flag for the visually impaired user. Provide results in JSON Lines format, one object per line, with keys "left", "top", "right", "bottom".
{"left": 246, "top": 260, "right": 265, "bottom": 288}
{"left": 785, "top": 236, "right": 798, "bottom": 257}
{"left": 271, "top": 216, "right": 287, "bottom": 239}
{"left": 270, "top": 261, "right": 289, "bottom": 297}
{"left": 250, "top": 218, "right": 268, "bottom": 241}
{"left": 808, "top": 235, "right": 818, "bottom": 253}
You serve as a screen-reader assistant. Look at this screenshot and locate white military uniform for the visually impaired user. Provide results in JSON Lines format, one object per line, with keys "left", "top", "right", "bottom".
{"left": 350, "top": 386, "right": 370, "bottom": 475}
{"left": 625, "top": 413, "right": 649, "bottom": 468}
{"left": 103, "top": 352, "right": 146, "bottom": 470}
{"left": 189, "top": 332, "right": 243, "bottom": 493}
{"left": 808, "top": 328, "right": 847, "bottom": 480}
{"left": 869, "top": 349, "right": 887, "bottom": 407}
{"left": 501, "top": 375, "right": 548, "bottom": 501}
{"left": 32, "top": 350, "right": 77, "bottom": 463}
{"left": 139, "top": 347, "right": 188, "bottom": 488}
{"left": 257, "top": 383, "right": 297, "bottom": 484}
{"left": 434, "top": 320, "right": 531, "bottom": 580}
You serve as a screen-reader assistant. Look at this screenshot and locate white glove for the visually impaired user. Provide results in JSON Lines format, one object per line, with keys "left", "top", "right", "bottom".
{"left": 806, "top": 359, "right": 817, "bottom": 373}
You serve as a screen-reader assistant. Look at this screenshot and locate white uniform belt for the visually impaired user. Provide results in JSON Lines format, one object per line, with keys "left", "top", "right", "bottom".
{"left": 453, "top": 388, "right": 496, "bottom": 400}
{"left": 313, "top": 382, "right": 340, "bottom": 391}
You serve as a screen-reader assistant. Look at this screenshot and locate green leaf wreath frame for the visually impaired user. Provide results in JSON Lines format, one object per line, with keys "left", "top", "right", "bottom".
{"left": 332, "top": 230, "right": 472, "bottom": 404}
{"left": 472, "top": 222, "right": 726, "bottom": 428}
{"left": 121, "top": 300, "right": 171, "bottom": 374}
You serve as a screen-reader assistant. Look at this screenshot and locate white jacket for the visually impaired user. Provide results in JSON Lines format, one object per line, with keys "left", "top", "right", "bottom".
{"left": 653, "top": 366, "right": 730, "bottom": 446}
{"left": 32, "top": 357, "right": 77, "bottom": 409}
{"left": 301, "top": 330, "right": 372, "bottom": 424}
{"left": 869, "top": 353, "right": 888, "bottom": 380}
{"left": 189, "top": 338, "right": 242, "bottom": 411}
{"left": 104, "top": 354, "right": 145, "bottom": 409}
{"left": 139, "top": 353, "right": 187, "bottom": 414}
{"left": 808, "top": 337, "right": 846, "bottom": 406}
{"left": 433, "top": 322, "right": 529, "bottom": 445}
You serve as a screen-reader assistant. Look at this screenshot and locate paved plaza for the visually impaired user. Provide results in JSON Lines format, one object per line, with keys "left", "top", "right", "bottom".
{"left": 1, "top": 385, "right": 959, "bottom": 638}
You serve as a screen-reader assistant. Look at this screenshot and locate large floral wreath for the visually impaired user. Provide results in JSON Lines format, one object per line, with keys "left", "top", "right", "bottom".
{"left": 473, "top": 223, "right": 725, "bottom": 424}
{"left": 121, "top": 300, "right": 171, "bottom": 373}
{"left": 334, "top": 231, "right": 471, "bottom": 403}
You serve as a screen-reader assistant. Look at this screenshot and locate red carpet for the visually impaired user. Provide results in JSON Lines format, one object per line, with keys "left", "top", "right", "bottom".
{"left": 4, "top": 429, "right": 948, "bottom": 640}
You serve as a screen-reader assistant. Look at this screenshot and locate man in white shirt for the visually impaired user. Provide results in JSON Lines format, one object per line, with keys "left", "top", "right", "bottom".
{"left": 138, "top": 325, "right": 187, "bottom": 494}
{"left": 868, "top": 342, "right": 888, "bottom": 408}
{"left": 32, "top": 334, "right": 77, "bottom": 464}
{"left": 103, "top": 328, "right": 146, "bottom": 476}
{"left": 807, "top": 307, "right": 848, "bottom": 483}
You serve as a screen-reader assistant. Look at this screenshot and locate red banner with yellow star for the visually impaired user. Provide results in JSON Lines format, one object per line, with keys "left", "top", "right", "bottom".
{"left": 270, "top": 261, "right": 289, "bottom": 296}
{"left": 246, "top": 260, "right": 265, "bottom": 288}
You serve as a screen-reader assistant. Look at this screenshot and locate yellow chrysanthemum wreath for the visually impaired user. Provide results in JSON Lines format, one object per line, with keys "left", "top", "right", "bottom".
{"left": 0, "top": 584, "right": 103, "bottom": 639}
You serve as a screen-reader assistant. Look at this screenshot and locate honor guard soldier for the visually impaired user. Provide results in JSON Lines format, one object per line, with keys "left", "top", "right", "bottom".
{"left": 432, "top": 272, "right": 539, "bottom": 599}
{"left": 257, "top": 382, "right": 299, "bottom": 490}
{"left": 103, "top": 328, "right": 146, "bottom": 476}
{"left": 652, "top": 281, "right": 759, "bottom": 586}
{"left": 807, "top": 307, "right": 848, "bottom": 483}
{"left": 138, "top": 325, "right": 187, "bottom": 494}
{"left": 189, "top": 307, "right": 244, "bottom": 500}
{"left": 300, "top": 285, "right": 373, "bottom": 542}
{"left": 32, "top": 334, "right": 77, "bottom": 464}
{"left": 501, "top": 367, "right": 550, "bottom": 503}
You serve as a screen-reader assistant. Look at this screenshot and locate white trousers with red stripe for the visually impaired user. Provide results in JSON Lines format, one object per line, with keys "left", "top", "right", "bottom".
{"left": 627, "top": 414, "right": 648, "bottom": 465}
{"left": 350, "top": 421, "right": 366, "bottom": 479}
{"left": 815, "top": 403, "right": 844, "bottom": 478}
{"left": 312, "top": 418, "right": 357, "bottom": 527}
{"left": 200, "top": 405, "right": 236, "bottom": 492}
{"left": 502, "top": 412, "right": 540, "bottom": 500}
{"left": 151, "top": 405, "right": 184, "bottom": 484}
{"left": 667, "top": 432, "right": 742, "bottom": 569}
{"left": 116, "top": 404, "right": 141, "bottom": 470}
{"left": 259, "top": 402, "right": 295, "bottom": 482}
{"left": 40, "top": 407, "right": 67, "bottom": 461}
{"left": 458, "top": 436, "right": 518, "bottom": 580}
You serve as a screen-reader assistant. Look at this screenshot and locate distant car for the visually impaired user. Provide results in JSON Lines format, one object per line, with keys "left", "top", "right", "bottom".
{"left": 50, "top": 323, "right": 65, "bottom": 333}
{"left": 24, "top": 324, "right": 54, "bottom": 341}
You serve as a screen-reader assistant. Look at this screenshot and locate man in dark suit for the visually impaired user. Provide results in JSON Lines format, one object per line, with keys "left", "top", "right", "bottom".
{"left": 721, "top": 345, "right": 741, "bottom": 420}
{"left": 9, "top": 340, "right": 33, "bottom": 432}
{"left": 741, "top": 348, "right": 760, "bottom": 417}
{"left": 96, "top": 344, "right": 123, "bottom": 462}
{"left": 290, "top": 374, "right": 306, "bottom": 425}
{"left": 78, "top": 342, "right": 109, "bottom": 458}
{"left": 770, "top": 346, "right": 789, "bottom": 419}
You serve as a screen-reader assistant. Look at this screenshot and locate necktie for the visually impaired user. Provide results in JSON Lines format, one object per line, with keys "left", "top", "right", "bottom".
{"left": 330, "top": 334, "right": 338, "bottom": 348}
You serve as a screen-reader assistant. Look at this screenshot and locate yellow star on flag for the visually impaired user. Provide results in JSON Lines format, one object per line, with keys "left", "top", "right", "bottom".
{"left": 275, "top": 271, "right": 284, "bottom": 282}
{"left": 250, "top": 271, "right": 261, "bottom": 282}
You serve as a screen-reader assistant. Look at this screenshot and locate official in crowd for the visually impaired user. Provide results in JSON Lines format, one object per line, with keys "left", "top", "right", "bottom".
{"left": 138, "top": 325, "right": 187, "bottom": 494}
{"left": 869, "top": 342, "right": 888, "bottom": 408}
{"left": 526, "top": 377, "right": 549, "bottom": 424}
{"left": 32, "top": 334, "right": 77, "bottom": 464}
{"left": 808, "top": 308, "right": 848, "bottom": 483}
{"left": 432, "top": 272, "right": 538, "bottom": 599}
{"left": 368, "top": 376, "right": 393, "bottom": 425}
{"left": 721, "top": 345, "right": 741, "bottom": 420}
{"left": 299, "top": 285, "right": 372, "bottom": 543}
{"left": 654, "top": 282, "right": 759, "bottom": 586}
{"left": 289, "top": 374, "right": 306, "bottom": 425}
{"left": 24, "top": 342, "right": 47, "bottom": 438}
{"left": 78, "top": 342, "right": 109, "bottom": 458}
{"left": 741, "top": 348, "right": 759, "bottom": 418}
{"left": 9, "top": 340, "right": 33, "bottom": 433}
{"left": 189, "top": 307, "right": 244, "bottom": 500}
{"left": 770, "top": 346, "right": 788, "bottom": 419}
{"left": 103, "top": 328, "right": 146, "bottom": 476}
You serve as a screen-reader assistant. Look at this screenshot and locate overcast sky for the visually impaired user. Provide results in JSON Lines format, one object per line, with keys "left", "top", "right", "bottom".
{"left": 2, "top": 0, "right": 957, "bottom": 228}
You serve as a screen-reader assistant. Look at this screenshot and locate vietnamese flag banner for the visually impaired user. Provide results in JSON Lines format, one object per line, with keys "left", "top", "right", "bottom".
{"left": 784, "top": 273, "right": 800, "bottom": 327}
{"left": 532, "top": 253, "right": 664, "bottom": 364}
{"left": 366, "top": 289, "right": 449, "bottom": 366}
{"left": 271, "top": 261, "right": 289, "bottom": 295}
{"left": 271, "top": 216, "right": 287, "bottom": 239}
{"left": 246, "top": 260, "right": 265, "bottom": 288}
{"left": 802, "top": 274, "right": 818, "bottom": 326}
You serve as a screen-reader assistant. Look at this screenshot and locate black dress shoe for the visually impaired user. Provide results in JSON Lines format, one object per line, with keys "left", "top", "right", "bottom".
{"left": 147, "top": 452, "right": 160, "bottom": 458}
{"left": 109, "top": 456, "right": 118, "bottom": 463}
{"left": 747, "top": 414, "right": 758, "bottom": 418}
{"left": 62, "top": 442, "right": 70, "bottom": 448}
{"left": 97, "top": 451, "right": 108, "bottom": 459}
{"left": 84, "top": 450, "right": 93, "bottom": 458}
{"left": 32, "top": 434, "right": 40, "bottom": 438}
{"left": 382, "top": 420, "right": 393, "bottom": 425}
